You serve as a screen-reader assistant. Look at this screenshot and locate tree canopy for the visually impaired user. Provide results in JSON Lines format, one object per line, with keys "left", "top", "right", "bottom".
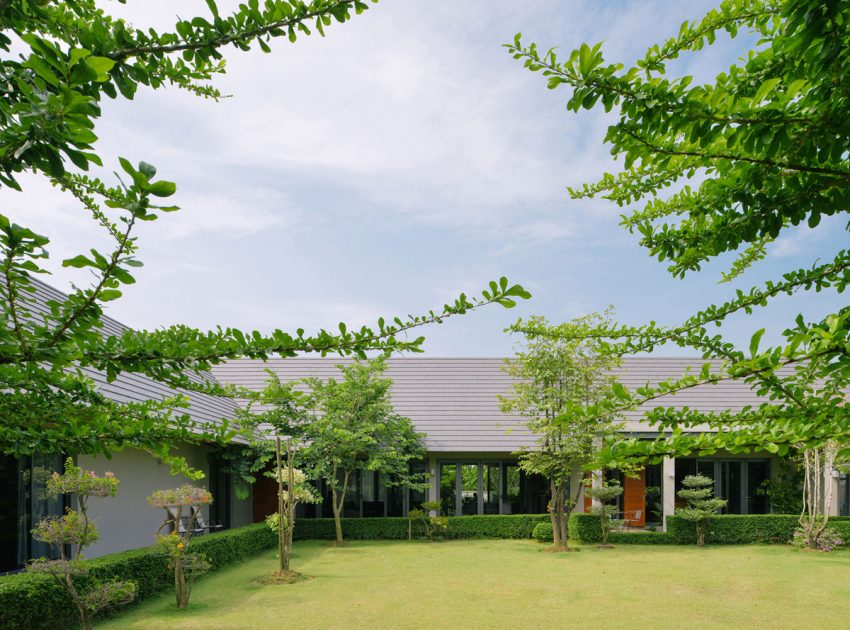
{"left": 0, "top": 0, "right": 529, "bottom": 475}
{"left": 501, "top": 311, "right": 622, "bottom": 549}
{"left": 507, "top": 0, "right": 850, "bottom": 465}
{"left": 297, "top": 357, "right": 426, "bottom": 543}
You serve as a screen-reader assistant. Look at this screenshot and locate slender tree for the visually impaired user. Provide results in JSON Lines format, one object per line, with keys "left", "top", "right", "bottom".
{"left": 265, "top": 437, "right": 320, "bottom": 576}
{"left": 500, "top": 312, "right": 622, "bottom": 551}
{"left": 299, "top": 357, "right": 427, "bottom": 544}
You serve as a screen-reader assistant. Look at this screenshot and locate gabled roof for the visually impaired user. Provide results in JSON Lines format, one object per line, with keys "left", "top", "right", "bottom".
{"left": 24, "top": 279, "right": 240, "bottom": 431}
{"left": 212, "top": 356, "right": 773, "bottom": 453}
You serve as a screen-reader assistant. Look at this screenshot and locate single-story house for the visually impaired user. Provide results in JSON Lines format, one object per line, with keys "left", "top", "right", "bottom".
{"left": 2, "top": 282, "right": 848, "bottom": 573}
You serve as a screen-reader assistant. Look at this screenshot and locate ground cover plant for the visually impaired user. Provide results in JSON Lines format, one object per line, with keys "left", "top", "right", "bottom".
{"left": 96, "top": 540, "right": 850, "bottom": 630}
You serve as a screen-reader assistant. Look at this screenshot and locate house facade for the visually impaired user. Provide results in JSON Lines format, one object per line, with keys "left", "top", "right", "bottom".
{"left": 213, "top": 357, "right": 788, "bottom": 530}
{"left": 2, "top": 285, "right": 846, "bottom": 573}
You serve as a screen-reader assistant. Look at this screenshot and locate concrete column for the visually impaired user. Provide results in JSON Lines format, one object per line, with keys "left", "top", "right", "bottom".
{"left": 570, "top": 469, "right": 585, "bottom": 512}
{"left": 662, "top": 456, "right": 676, "bottom": 532}
{"left": 825, "top": 463, "right": 841, "bottom": 517}
{"left": 428, "top": 454, "right": 438, "bottom": 516}
{"left": 591, "top": 470, "right": 603, "bottom": 508}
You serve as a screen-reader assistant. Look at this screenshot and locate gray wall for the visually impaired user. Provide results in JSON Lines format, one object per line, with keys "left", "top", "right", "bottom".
{"left": 79, "top": 445, "right": 212, "bottom": 558}
{"left": 231, "top": 481, "right": 253, "bottom": 527}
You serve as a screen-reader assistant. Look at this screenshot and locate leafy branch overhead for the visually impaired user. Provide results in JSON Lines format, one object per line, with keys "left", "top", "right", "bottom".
{"left": 508, "top": 0, "right": 850, "bottom": 463}
{"left": 0, "top": 0, "right": 530, "bottom": 473}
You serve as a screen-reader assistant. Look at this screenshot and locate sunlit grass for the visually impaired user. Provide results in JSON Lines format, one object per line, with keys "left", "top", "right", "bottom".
{"left": 97, "top": 539, "right": 850, "bottom": 630}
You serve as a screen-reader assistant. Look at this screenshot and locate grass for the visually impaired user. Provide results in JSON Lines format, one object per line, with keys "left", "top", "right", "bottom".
{"left": 97, "top": 540, "right": 850, "bottom": 630}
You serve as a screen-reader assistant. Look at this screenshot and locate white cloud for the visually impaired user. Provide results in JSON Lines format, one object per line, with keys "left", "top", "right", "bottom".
{"left": 151, "top": 188, "right": 296, "bottom": 241}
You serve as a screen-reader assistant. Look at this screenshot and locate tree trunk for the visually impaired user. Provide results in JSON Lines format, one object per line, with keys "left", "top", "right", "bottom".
{"left": 557, "top": 480, "right": 569, "bottom": 547}
{"left": 275, "top": 437, "right": 286, "bottom": 573}
{"left": 330, "top": 465, "right": 350, "bottom": 545}
{"left": 549, "top": 478, "right": 560, "bottom": 547}
{"left": 549, "top": 478, "right": 569, "bottom": 549}
{"left": 65, "top": 572, "right": 93, "bottom": 630}
{"left": 175, "top": 558, "right": 188, "bottom": 608}
{"left": 284, "top": 438, "right": 295, "bottom": 572}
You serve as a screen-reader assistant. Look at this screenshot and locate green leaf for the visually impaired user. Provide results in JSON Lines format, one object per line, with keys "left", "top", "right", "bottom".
{"left": 62, "top": 255, "right": 96, "bottom": 269}
{"left": 147, "top": 181, "right": 176, "bottom": 197}
{"left": 84, "top": 56, "right": 116, "bottom": 81}
{"left": 138, "top": 162, "right": 157, "bottom": 179}
{"left": 749, "top": 328, "right": 765, "bottom": 357}
{"left": 753, "top": 77, "right": 780, "bottom": 103}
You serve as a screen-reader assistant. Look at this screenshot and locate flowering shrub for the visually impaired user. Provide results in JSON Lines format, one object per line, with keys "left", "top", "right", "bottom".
{"left": 792, "top": 526, "right": 844, "bottom": 551}
{"left": 26, "top": 458, "right": 134, "bottom": 630}
{"left": 32, "top": 509, "right": 100, "bottom": 548}
{"left": 147, "top": 485, "right": 212, "bottom": 508}
{"left": 47, "top": 466, "right": 118, "bottom": 498}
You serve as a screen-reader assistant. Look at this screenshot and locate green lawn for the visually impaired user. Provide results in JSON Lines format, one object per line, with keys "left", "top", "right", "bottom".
{"left": 97, "top": 540, "right": 850, "bottom": 630}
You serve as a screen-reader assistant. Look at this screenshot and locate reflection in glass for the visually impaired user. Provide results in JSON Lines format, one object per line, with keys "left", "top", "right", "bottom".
{"left": 504, "top": 465, "right": 520, "bottom": 514}
{"left": 440, "top": 464, "right": 457, "bottom": 516}
{"left": 483, "top": 464, "right": 500, "bottom": 514}
{"left": 461, "top": 464, "right": 478, "bottom": 515}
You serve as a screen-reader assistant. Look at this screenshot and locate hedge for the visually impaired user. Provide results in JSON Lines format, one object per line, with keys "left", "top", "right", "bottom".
{"left": 0, "top": 523, "right": 276, "bottom": 630}
{"left": 294, "top": 514, "right": 551, "bottom": 540}
{"left": 667, "top": 514, "right": 850, "bottom": 545}
{"left": 567, "top": 513, "right": 676, "bottom": 545}
{"left": 567, "top": 513, "right": 850, "bottom": 546}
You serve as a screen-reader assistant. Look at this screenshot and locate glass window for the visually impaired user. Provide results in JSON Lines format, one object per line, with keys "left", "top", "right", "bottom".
{"left": 440, "top": 464, "right": 457, "bottom": 516}
{"left": 483, "top": 464, "right": 500, "bottom": 515}
{"left": 362, "top": 471, "right": 384, "bottom": 517}
{"left": 407, "top": 460, "right": 426, "bottom": 514}
{"left": 460, "top": 464, "right": 478, "bottom": 515}
{"left": 503, "top": 465, "right": 521, "bottom": 514}
{"left": 746, "top": 461, "right": 770, "bottom": 514}
{"left": 342, "top": 470, "right": 360, "bottom": 518}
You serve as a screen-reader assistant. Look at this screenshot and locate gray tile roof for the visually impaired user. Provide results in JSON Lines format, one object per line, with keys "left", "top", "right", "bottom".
{"left": 212, "top": 356, "right": 773, "bottom": 453}
{"left": 25, "top": 279, "right": 240, "bottom": 430}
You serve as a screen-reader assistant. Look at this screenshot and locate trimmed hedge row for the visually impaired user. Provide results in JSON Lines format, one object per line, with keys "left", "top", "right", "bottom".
{"left": 0, "top": 523, "right": 276, "bottom": 630}
{"left": 567, "top": 513, "right": 675, "bottom": 544}
{"left": 667, "top": 514, "right": 850, "bottom": 545}
{"left": 568, "top": 513, "right": 850, "bottom": 546}
{"left": 294, "top": 514, "right": 551, "bottom": 540}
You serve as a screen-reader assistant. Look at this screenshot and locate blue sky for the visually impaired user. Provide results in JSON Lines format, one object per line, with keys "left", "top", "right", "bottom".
{"left": 4, "top": 0, "right": 845, "bottom": 357}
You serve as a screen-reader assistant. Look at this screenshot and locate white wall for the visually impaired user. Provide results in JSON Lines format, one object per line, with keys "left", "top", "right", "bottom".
{"left": 78, "top": 444, "right": 211, "bottom": 558}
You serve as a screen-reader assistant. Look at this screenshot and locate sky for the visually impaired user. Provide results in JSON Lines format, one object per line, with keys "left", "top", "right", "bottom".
{"left": 3, "top": 0, "right": 846, "bottom": 357}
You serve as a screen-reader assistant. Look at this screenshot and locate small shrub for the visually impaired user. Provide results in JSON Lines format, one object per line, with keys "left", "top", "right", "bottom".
{"left": 532, "top": 522, "right": 553, "bottom": 543}
{"left": 586, "top": 481, "right": 623, "bottom": 546}
{"left": 792, "top": 526, "right": 843, "bottom": 552}
{"left": 676, "top": 475, "right": 727, "bottom": 547}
